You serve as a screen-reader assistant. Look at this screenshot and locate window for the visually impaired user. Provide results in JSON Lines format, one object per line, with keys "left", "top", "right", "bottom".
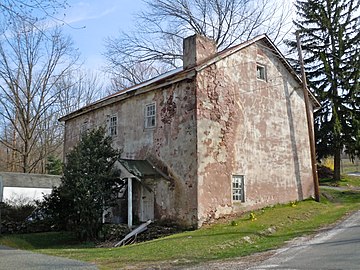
{"left": 80, "top": 120, "right": 88, "bottom": 135}
{"left": 256, "top": 64, "right": 266, "bottom": 81}
{"left": 232, "top": 175, "right": 245, "bottom": 202}
{"left": 108, "top": 115, "right": 117, "bottom": 136}
{"left": 145, "top": 103, "right": 156, "bottom": 128}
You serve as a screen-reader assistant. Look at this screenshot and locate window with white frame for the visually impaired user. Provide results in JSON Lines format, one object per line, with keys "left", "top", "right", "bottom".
{"left": 232, "top": 175, "right": 245, "bottom": 202}
{"left": 108, "top": 115, "right": 117, "bottom": 136}
{"left": 145, "top": 103, "right": 156, "bottom": 128}
{"left": 256, "top": 64, "right": 266, "bottom": 81}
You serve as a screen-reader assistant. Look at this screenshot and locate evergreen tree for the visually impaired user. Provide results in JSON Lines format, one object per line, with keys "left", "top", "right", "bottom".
{"left": 45, "top": 155, "right": 63, "bottom": 175}
{"left": 289, "top": 0, "right": 360, "bottom": 181}
{"left": 42, "top": 127, "right": 122, "bottom": 240}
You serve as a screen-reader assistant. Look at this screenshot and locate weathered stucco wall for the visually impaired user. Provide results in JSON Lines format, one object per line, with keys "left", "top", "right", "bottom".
{"left": 63, "top": 36, "right": 316, "bottom": 228}
{"left": 63, "top": 80, "right": 198, "bottom": 227}
{"left": 196, "top": 40, "right": 314, "bottom": 226}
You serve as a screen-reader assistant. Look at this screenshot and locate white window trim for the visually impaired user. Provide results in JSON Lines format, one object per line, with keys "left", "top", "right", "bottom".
{"left": 108, "top": 114, "right": 118, "bottom": 136}
{"left": 145, "top": 103, "right": 156, "bottom": 129}
{"left": 256, "top": 64, "right": 267, "bottom": 81}
{"left": 232, "top": 175, "right": 245, "bottom": 203}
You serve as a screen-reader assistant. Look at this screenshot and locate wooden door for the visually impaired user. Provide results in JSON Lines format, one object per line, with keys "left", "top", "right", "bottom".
{"left": 140, "top": 185, "right": 154, "bottom": 222}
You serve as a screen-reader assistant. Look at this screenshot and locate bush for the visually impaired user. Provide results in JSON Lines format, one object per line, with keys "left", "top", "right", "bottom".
{"left": 41, "top": 127, "right": 122, "bottom": 241}
{"left": 0, "top": 200, "right": 55, "bottom": 234}
{"left": 1, "top": 201, "right": 36, "bottom": 223}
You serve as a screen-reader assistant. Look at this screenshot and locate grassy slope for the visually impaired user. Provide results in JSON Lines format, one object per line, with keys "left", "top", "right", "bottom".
{"left": 320, "top": 175, "right": 360, "bottom": 188}
{"left": 341, "top": 159, "right": 360, "bottom": 174}
{"left": 1, "top": 187, "right": 360, "bottom": 270}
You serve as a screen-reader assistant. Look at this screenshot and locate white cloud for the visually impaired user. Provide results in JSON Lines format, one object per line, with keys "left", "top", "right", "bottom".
{"left": 64, "top": 1, "right": 119, "bottom": 26}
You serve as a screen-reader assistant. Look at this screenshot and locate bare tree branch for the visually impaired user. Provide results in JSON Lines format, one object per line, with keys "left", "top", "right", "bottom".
{"left": 0, "top": 19, "right": 79, "bottom": 173}
{"left": 0, "top": 0, "right": 69, "bottom": 32}
{"left": 104, "top": 0, "right": 293, "bottom": 91}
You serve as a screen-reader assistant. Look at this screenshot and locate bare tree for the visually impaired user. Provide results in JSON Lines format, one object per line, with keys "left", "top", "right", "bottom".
{"left": 0, "top": 19, "right": 79, "bottom": 173}
{"left": 23, "top": 69, "right": 104, "bottom": 174}
{"left": 26, "top": 69, "right": 106, "bottom": 173}
{"left": 56, "top": 69, "right": 105, "bottom": 117}
{"left": 108, "top": 60, "right": 172, "bottom": 91}
{"left": 0, "top": 125, "right": 16, "bottom": 171}
{"left": 104, "top": 0, "right": 292, "bottom": 90}
{"left": 0, "top": 0, "right": 69, "bottom": 32}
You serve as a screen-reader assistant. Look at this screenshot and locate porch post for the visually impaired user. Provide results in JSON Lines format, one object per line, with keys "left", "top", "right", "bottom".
{"left": 127, "top": 177, "right": 133, "bottom": 230}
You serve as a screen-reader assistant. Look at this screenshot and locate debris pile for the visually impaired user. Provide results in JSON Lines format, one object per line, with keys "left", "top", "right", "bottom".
{"left": 98, "top": 221, "right": 185, "bottom": 247}
{"left": 317, "top": 165, "right": 334, "bottom": 179}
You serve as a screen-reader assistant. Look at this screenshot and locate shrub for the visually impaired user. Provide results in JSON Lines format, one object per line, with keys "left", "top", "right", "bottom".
{"left": 41, "top": 127, "right": 122, "bottom": 241}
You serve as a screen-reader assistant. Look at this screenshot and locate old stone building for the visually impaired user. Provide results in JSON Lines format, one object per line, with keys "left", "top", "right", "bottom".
{"left": 60, "top": 34, "right": 320, "bottom": 228}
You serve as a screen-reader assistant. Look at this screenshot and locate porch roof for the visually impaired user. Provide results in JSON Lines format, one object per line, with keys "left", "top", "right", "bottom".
{"left": 118, "top": 159, "right": 167, "bottom": 179}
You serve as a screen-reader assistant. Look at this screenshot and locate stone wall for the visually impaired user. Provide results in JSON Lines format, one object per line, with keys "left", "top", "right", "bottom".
{"left": 63, "top": 80, "right": 199, "bottom": 227}
{"left": 0, "top": 172, "right": 61, "bottom": 189}
{"left": 62, "top": 35, "right": 315, "bottom": 228}
{"left": 195, "top": 40, "right": 314, "bottom": 226}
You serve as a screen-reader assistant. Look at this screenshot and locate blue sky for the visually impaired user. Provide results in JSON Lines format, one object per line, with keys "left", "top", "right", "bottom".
{"left": 3, "top": 2, "right": 145, "bottom": 201}
{"left": 60, "top": 0, "right": 297, "bottom": 76}
{"left": 62, "top": 0, "right": 144, "bottom": 73}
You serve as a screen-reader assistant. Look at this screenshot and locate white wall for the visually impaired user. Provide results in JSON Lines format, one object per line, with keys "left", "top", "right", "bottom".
{"left": 3, "top": 187, "right": 52, "bottom": 205}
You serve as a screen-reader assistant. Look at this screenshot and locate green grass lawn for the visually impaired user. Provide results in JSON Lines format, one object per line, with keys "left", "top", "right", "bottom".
{"left": 341, "top": 158, "right": 360, "bottom": 174}
{"left": 1, "top": 185, "right": 360, "bottom": 270}
{"left": 320, "top": 175, "right": 360, "bottom": 188}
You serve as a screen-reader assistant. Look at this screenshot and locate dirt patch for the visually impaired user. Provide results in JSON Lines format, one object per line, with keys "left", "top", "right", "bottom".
{"left": 321, "top": 191, "right": 336, "bottom": 202}
{"left": 117, "top": 251, "right": 276, "bottom": 270}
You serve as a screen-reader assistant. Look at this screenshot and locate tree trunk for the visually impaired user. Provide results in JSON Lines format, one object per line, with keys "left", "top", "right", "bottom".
{"left": 334, "top": 148, "right": 341, "bottom": 181}
{"left": 23, "top": 153, "right": 28, "bottom": 173}
{"left": 11, "top": 127, "right": 17, "bottom": 171}
{"left": 23, "top": 139, "right": 29, "bottom": 173}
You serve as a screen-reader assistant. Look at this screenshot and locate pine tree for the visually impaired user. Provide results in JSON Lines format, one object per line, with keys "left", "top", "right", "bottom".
{"left": 42, "top": 127, "right": 122, "bottom": 240}
{"left": 45, "top": 155, "right": 63, "bottom": 175}
{"left": 290, "top": 0, "right": 360, "bottom": 181}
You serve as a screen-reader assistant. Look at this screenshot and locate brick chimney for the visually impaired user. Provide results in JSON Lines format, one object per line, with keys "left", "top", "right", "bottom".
{"left": 183, "top": 34, "right": 217, "bottom": 69}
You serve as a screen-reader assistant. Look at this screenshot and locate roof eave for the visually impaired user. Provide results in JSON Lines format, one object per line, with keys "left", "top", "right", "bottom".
{"left": 59, "top": 34, "right": 321, "bottom": 121}
{"left": 59, "top": 69, "right": 196, "bottom": 122}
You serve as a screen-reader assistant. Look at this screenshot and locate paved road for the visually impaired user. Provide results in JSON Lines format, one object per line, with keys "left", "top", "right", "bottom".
{"left": 249, "top": 210, "right": 360, "bottom": 270}
{"left": 185, "top": 210, "right": 360, "bottom": 270}
{"left": 0, "top": 245, "right": 98, "bottom": 270}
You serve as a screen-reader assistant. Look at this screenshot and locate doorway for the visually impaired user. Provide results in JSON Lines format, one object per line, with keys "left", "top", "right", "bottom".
{"left": 139, "top": 185, "right": 154, "bottom": 222}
